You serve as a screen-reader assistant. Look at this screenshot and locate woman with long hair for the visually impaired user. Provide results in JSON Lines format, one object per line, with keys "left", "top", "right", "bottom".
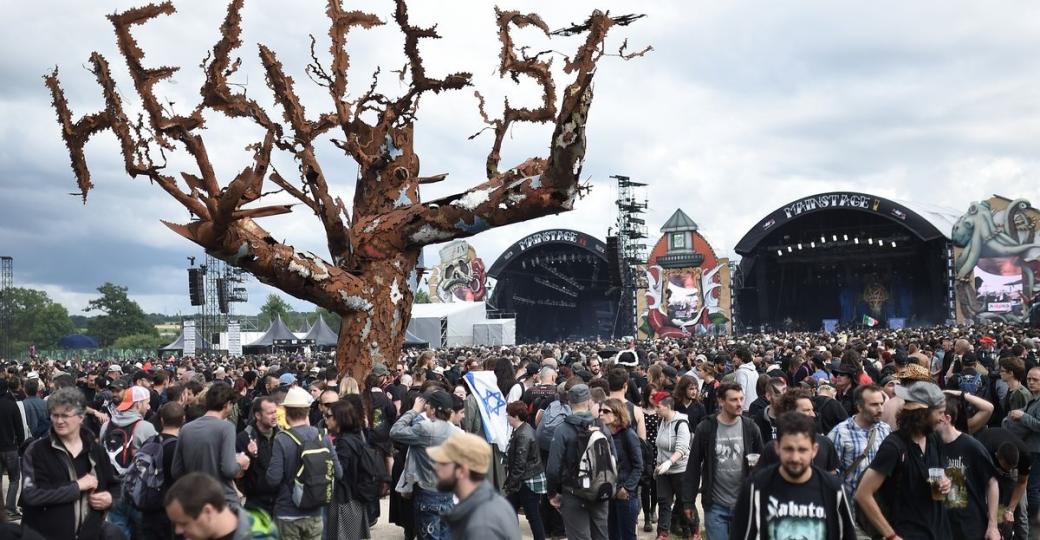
{"left": 647, "top": 364, "right": 666, "bottom": 391}
{"left": 639, "top": 383, "right": 661, "bottom": 532}
{"left": 326, "top": 399, "right": 372, "bottom": 539}
{"left": 494, "top": 357, "right": 523, "bottom": 403}
{"left": 339, "top": 376, "right": 360, "bottom": 396}
{"left": 600, "top": 398, "right": 643, "bottom": 540}
{"left": 673, "top": 375, "right": 706, "bottom": 429}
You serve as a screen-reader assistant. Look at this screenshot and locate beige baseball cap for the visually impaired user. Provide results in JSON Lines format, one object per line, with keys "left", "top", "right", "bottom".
{"left": 426, "top": 432, "right": 491, "bottom": 474}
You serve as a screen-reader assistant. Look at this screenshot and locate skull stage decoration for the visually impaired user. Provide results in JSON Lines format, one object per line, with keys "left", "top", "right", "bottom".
{"left": 426, "top": 240, "right": 488, "bottom": 303}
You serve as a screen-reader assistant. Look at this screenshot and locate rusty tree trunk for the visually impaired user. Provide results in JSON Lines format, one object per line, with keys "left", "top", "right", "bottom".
{"left": 43, "top": 0, "right": 644, "bottom": 385}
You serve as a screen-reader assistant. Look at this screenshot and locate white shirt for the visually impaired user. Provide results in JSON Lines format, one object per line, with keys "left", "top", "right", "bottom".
{"left": 733, "top": 363, "right": 759, "bottom": 411}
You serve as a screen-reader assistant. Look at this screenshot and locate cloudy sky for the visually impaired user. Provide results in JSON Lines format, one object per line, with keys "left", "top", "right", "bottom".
{"left": 3, "top": 0, "right": 1040, "bottom": 316}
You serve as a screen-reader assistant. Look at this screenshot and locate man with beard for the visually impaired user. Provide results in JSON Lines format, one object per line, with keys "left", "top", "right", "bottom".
{"left": 828, "top": 384, "right": 891, "bottom": 508}
{"left": 856, "top": 381, "right": 952, "bottom": 540}
{"left": 936, "top": 395, "right": 1001, "bottom": 540}
{"left": 682, "top": 382, "right": 764, "bottom": 540}
{"left": 731, "top": 412, "right": 857, "bottom": 539}
{"left": 429, "top": 432, "right": 521, "bottom": 540}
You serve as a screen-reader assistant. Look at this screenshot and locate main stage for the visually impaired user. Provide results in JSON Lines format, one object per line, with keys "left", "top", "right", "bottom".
{"left": 733, "top": 192, "right": 961, "bottom": 331}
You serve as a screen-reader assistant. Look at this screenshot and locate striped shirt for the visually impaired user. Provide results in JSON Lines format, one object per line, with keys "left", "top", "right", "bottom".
{"left": 828, "top": 415, "right": 891, "bottom": 497}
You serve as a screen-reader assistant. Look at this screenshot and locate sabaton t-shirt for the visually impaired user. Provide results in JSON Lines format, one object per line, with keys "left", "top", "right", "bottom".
{"left": 764, "top": 472, "right": 829, "bottom": 540}
{"left": 712, "top": 418, "right": 745, "bottom": 508}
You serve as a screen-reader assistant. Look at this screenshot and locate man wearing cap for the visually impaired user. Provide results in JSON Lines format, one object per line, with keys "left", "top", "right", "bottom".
{"left": 390, "top": 389, "right": 460, "bottom": 540}
{"left": 101, "top": 384, "right": 159, "bottom": 538}
{"left": 546, "top": 383, "right": 614, "bottom": 540}
{"left": 429, "top": 432, "right": 521, "bottom": 540}
{"left": 107, "top": 363, "right": 124, "bottom": 382}
{"left": 856, "top": 381, "right": 952, "bottom": 540}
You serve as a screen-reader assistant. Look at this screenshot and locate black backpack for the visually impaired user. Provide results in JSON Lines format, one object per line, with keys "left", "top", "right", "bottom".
{"left": 280, "top": 429, "right": 335, "bottom": 511}
{"left": 103, "top": 420, "right": 140, "bottom": 476}
{"left": 351, "top": 432, "right": 390, "bottom": 503}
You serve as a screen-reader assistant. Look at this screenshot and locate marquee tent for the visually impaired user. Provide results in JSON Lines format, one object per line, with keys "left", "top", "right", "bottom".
{"left": 159, "top": 332, "right": 213, "bottom": 352}
{"left": 244, "top": 315, "right": 299, "bottom": 351}
{"left": 304, "top": 315, "right": 339, "bottom": 348}
{"left": 406, "top": 302, "right": 488, "bottom": 348}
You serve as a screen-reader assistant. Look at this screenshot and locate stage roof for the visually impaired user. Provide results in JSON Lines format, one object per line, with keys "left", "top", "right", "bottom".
{"left": 735, "top": 191, "right": 961, "bottom": 256}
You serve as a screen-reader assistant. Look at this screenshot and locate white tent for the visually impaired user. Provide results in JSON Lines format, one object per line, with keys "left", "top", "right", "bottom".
{"left": 407, "top": 302, "right": 488, "bottom": 348}
{"left": 473, "top": 319, "right": 516, "bottom": 346}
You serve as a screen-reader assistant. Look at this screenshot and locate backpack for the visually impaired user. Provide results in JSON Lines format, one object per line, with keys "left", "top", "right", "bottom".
{"left": 124, "top": 435, "right": 176, "bottom": 510}
{"left": 536, "top": 401, "right": 569, "bottom": 452}
{"left": 103, "top": 420, "right": 140, "bottom": 476}
{"left": 280, "top": 429, "right": 335, "bottom": 511}
{"left": 564, "top": 423, "right": 618, "bottom": 501}
{"left": 351, "top": 432, "right": 390, "bottom": 503}
{"left": 525, "top": 387, "right": 556, "bottom": 425}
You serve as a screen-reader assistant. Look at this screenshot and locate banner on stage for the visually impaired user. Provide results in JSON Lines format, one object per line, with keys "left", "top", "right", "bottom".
{"left": 183, "top": 320, "right": 196, "bottom": 356}
{"left": 228, "top": 321, "right": 241, "bottom": 357}
{"left": 888, "top": 318, "right": 906, "bottom": 329}
{"left": 463, "top": 371, "right": 510, "bottom": 452}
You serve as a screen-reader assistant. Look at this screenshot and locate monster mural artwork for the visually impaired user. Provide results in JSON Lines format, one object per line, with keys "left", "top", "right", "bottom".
{"left": 643, "top": 264, "right": 730, "bottom": 337}
{"left": 952, "top": 196, "right": 1040, "bottom": 323}
{"left": 426, "top": 240, "right": 487, "bottom": 302}
{"left": 637, "top": 209, "right": 732, "bottom": 338}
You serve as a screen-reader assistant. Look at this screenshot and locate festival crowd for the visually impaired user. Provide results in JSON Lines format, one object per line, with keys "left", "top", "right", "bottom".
{"left": 0, "top": 322, "right": 1036, "bottom": 539}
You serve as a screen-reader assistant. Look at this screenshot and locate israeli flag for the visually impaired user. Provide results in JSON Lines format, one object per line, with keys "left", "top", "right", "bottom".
{"left": 464, "top": 371, "right": 510, "bottom": 452}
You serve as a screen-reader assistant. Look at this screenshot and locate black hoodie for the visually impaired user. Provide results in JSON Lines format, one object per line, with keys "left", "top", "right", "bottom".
{"left": 730, "top": 463, "right": 857, "bottom": 540}
{"left": 0, "top": 390, "right": 24, "bottom": 452}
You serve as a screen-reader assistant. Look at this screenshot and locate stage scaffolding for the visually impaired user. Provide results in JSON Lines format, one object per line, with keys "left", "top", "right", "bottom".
{"left": 0, "top": 257, "right": 11, "bottom": 359}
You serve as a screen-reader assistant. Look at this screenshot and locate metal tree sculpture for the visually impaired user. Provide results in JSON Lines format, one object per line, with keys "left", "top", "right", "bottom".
{"left": 45, "top": 0, "right": 645, "bottom": 379}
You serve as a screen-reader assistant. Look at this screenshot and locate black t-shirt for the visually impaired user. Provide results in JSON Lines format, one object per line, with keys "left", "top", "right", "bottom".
{"left": 159, "top": 433, "right": 178, "bottom": 492}
{"left": 368, "top": 390, "right": 397, "bottom": 456}
{"left": 759, "top": 470, "right": 830, "bottom": 539}
{"left": 760, "top": 433, "right": 839, "bottom": 473}
{"left": 71, "top": 446, "right": 91, "bottom": 479}
{"left": 386, "top": 383, "right": 407, "bottom": 404}
{"left": 975, "top": 427, "right": 1030, "bottom": 505}
{"left": 943, "top": 433, "right": 997, "bottom": 540}
{"left": 869, "top": 432, "right": 951, "bottom": 540}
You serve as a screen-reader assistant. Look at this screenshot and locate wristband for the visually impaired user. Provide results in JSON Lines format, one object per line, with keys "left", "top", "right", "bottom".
{"left": 885, "top": 534, "right": 897, "bottom": 540}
